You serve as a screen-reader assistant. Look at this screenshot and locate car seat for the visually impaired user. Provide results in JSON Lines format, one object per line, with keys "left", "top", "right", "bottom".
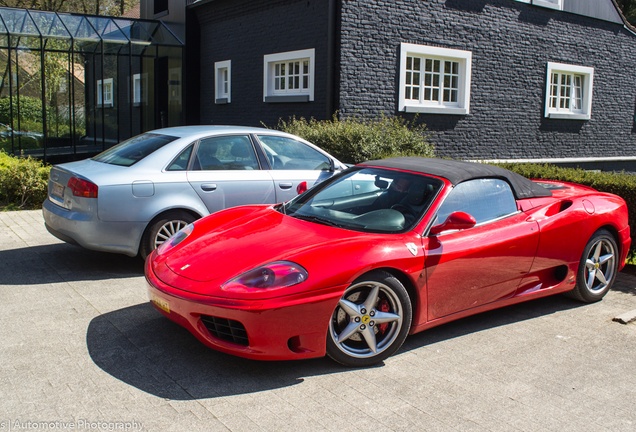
{"left": 230, "top": 141, "right": 257, "bottom": 169}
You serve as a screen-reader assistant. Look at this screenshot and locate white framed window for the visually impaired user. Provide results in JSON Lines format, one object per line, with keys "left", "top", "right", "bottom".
{"left": 263, "top": 48, "right": 314, "bottom": 103}
{"left": 97, "top": 78, "right": 113, "bottom": 107}
{"left": 532, "top": 0, "right": 562, "bottom": 10}
{"left": 545, "top": 62, "right": 594, "bottom": 120}
{"left": 214, "top": 60, "right": 231, "bottom": 104}
{"left": 398, "top": 43, "right": 472, "bottom": 115}
{"left": 132, "top": 74, "right": 141, "bottom": 104}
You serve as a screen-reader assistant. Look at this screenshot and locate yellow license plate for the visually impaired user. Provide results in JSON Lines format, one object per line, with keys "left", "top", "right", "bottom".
{"left": 151, "top": 294, "right": 170, "bottom": 313}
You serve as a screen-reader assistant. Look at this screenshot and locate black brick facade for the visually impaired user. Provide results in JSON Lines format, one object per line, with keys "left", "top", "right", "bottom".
{"left": 195, "top": 0, "right": 331, "bottom": 128}
{"left": 193, "top": 0, "right": 636, "bottom": 160}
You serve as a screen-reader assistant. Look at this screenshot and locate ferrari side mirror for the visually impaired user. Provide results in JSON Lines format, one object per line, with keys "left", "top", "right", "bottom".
{"left": 429, "top": 211, "right": 476, "bottom": 235}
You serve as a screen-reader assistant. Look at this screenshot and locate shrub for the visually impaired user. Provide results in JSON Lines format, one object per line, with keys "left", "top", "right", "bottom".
{"left": 0, "top": 96, "right": 47, "bottom": 126}
{"left": 0, "top": 150, "right": 50, "bottom": 209}
{"left": 273, "top": 114, "right": 435, "bottom": 164}
{"left": 494, "top": 162, "right": 636, "bottom": 259}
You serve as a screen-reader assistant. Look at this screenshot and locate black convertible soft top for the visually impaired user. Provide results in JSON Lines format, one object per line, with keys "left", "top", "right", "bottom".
{"left": 361, "top": 157, "right": 552, "bottom": 200}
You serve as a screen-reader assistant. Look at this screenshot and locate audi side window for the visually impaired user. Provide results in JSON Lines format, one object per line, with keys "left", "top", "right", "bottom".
{"left": 257, "top": 135, "right": 330, "bottom": 171}
{"left": 435, "top": 179, "right": 517, "bottom": 225}
{"left": 166, "top": 144, "right": 193, "bottom": 171}
{"left": 192, "top": 135, "right": 259, "bottom": 171}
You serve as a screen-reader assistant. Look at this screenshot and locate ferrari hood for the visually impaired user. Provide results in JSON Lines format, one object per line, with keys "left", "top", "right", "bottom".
{"left": 162, "top": 206, "right": 356, "bottom": 285}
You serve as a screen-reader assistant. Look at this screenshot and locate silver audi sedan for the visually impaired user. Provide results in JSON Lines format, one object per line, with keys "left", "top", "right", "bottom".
{"left": 42, "top": 126, "right": 345, "bottom": 258}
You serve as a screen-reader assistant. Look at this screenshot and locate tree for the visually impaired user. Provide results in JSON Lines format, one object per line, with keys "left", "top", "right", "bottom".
{"left": 617, "top": 0, "right": 636, "bottom": 26}
{"left": 0, "top": 0, "right": 138, "bottom": 17}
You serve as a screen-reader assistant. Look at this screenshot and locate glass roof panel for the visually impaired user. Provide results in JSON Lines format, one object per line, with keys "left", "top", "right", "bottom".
{"left": 87, "top": 16, "right": 128, "bottom": 44}
{"left": 114, "top": 19, "right": 154, "bottom": 45}
{"left": 28, "top": 10, "right": 71, "bottom": 39}
{"left": 0, "top": 7, "right": 182, "bottom": 50}
{"left": 137, "top": 21, "right": 182, "bottom": 46}
{"left": 0, "top": 8, "right": 40, "bottom": 36}
{"left": 146, "top": 22, "right": 182, "bottom": 46}
{"left": 58, "top": 14, "right": 100, "bottom": 41}
{"left": 0, "top": 12, "right": 8, "bottom": 35}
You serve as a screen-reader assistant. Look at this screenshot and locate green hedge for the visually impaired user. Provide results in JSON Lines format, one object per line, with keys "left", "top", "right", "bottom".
{"left": 494, "top": 162, "right": 636, "bottom": 259}
{"left": 0, "top": 150, "right": 50, "bottom": 210}
{"left": 273, "top": 115, "right": 435, "bottom": 164}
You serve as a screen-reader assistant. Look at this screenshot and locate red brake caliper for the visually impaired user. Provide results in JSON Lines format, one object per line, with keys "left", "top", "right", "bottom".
{"left": 378, "top": 298, "right": 390, "bottom": 334}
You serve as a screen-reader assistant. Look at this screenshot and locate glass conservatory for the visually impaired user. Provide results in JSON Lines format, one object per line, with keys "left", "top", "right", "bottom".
{"left": 0, "top": 7, "right": 184, "bottom": 162}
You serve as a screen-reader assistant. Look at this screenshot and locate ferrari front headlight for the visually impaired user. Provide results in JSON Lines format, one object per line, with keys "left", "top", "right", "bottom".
{"left": 156, "top": 223, "right": 194, "bottom": 256}
{"left": 222, "top": 261, "right": 308, "bottom": 290}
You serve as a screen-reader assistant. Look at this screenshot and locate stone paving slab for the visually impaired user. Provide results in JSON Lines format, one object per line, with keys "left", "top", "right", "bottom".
{"left": 0, "top": 210, "right": 635, "bottom": 432}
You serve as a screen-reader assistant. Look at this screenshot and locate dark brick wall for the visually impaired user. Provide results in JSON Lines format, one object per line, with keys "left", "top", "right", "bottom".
{"left": 194, "top": 0, "right": 331, "bottom": 128}
{"left": 193, "top": 0, "right": 636, "bottom": 160}
{"left": 338, "top": 0, "right": 636, "bottom": 160}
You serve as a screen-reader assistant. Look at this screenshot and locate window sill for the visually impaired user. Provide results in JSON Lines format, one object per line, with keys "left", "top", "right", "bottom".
{"left": 265, "top": 95, "right": 310, "bottom": 103}
{"left": 215, "top": 98, "right": 229, "bottom": 105}
{"left": 532, "top": 0, "right": 562, "bottom": 10}
{"left": 402, "top": 105, "right": 469, "bottom": 115}
{"left": 97, "top": 104, "right": 113, "bottom": 108}
{"left": 546, "top": 113, "right": 590, "bottom": 120}
{"left": 154, "top": 10, "right": 169, "bottom": 18}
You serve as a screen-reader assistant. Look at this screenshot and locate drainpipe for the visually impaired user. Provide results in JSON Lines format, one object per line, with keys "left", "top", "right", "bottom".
{"left": 326, "top": 0, "right": 339, "bottom": 119}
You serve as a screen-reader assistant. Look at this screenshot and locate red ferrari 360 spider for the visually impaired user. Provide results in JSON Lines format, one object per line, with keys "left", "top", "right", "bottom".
{"left": 145, "top": 158, "right": 630, "bottom": 367}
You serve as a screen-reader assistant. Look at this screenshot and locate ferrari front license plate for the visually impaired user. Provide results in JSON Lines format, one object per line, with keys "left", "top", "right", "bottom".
{"left": 151, "top": 294, "right": 170, "bottom": 313}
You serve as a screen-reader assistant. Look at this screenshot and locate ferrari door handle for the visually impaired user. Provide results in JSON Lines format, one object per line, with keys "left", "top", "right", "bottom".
{"left": 279, "top": 183, "right": 293, "bottom": 190}
{"left": 201, "top": 183, "right": 217, "bottom": 192}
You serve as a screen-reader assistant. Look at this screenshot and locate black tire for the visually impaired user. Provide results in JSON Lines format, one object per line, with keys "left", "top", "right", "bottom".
{"left": 326, "top": 270, "right": 412, "bottom": 367}
{"left": 140, "top": 210, "right": 197, "bottom": 260}
{"left": 567, "top": 229, "right": 618, "bottom": 303}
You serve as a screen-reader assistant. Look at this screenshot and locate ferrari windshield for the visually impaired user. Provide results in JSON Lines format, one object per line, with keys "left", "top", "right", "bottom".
{"left": 283, "top": 167, "right": 443, "bottom": 233}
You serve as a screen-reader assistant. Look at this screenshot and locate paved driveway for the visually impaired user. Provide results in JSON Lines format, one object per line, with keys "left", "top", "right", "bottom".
{"left": 1, "top": 210, "right": 635, "bottom": 432}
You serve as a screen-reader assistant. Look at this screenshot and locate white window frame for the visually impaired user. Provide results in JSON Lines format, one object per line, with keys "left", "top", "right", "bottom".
{"left": 532, "top": 0, "right": 563, "bottom": 10}
{"left": 214, "top": 60, "right": 231, "bottom": 104}
{"left": 545, "top": 62, "right": 594, "bottom": 120}
{"left": 263, "top": 48, "right": 314, "bottom": 102}
{"left": 97, "top": 78, "right": 113, "bottom": 107}
{"left": 398, "top": 43, "right": 472, "bottom": 115}
{"left": 132, "top": 74, "right": 141, "bottom": 104}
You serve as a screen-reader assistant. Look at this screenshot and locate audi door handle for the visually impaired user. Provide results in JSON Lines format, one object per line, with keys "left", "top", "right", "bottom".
{"left": 201, "top": 183, "right": 217, "bottom": 191}
{"left": 279, "top": 183, "right": 293, "bottom": 190}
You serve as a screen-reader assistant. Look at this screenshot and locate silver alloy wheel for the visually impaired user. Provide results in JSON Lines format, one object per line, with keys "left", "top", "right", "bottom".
{"left": 154, "top": 220, "right": 188, "bottom": 249}
{"left": 584, "top": 238, "right": 616, "bottom": 294}
{"left": 329, "top": 281, "right": 403, "bottom": 359}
